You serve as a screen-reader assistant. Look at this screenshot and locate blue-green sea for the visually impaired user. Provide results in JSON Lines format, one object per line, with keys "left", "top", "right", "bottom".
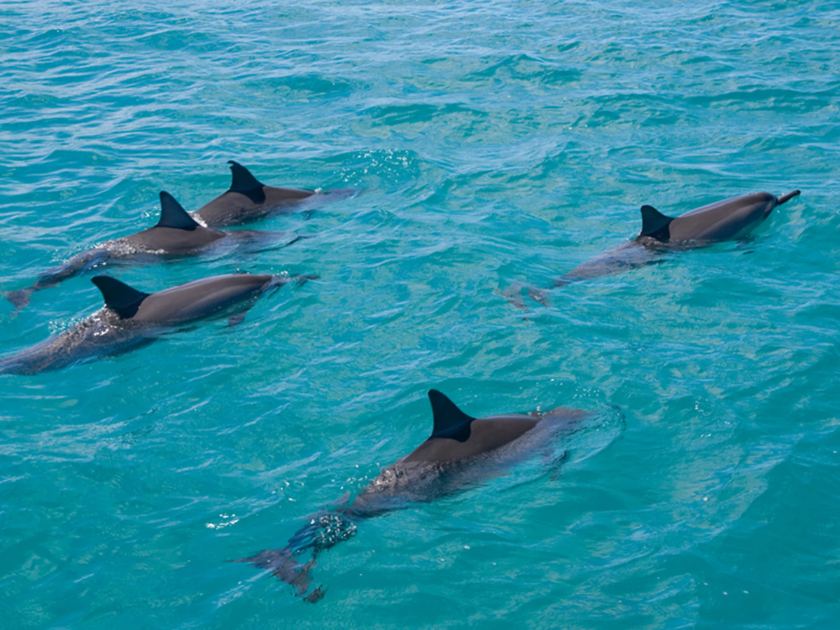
{"left": 2, "top": 1, "right": 839, "bottom": 627}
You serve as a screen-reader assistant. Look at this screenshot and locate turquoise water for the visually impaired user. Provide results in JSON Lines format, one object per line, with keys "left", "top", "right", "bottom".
{"left": 2, "top": 0, "right": 839, "bottom": 626}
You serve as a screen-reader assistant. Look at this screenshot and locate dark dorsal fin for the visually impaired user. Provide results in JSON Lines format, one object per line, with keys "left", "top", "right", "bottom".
{"left": 91, "top": 276, "right": 150, "bottom": 319}
{"left": 157, "top": 191, "right": 200, "bottom": 230}
{"left": 228, "top": 160, "right": 264, "bottom": 192}
{"left": 638, "top": 205, "right": 674, "bottom": 242}
{"left": 428, "top": 390, "right": 474, "bottom": 442}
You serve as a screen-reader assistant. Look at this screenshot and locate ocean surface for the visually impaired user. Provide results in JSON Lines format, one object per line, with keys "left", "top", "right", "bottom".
{"left": 1, "top": 1, "right": 839, "bottom": 627}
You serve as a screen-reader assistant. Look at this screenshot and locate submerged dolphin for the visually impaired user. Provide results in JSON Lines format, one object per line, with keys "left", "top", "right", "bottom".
{"left": 0, "top": 272, "right": 315, "bottom": 375}
{"left": 235, "top": 390, "right": 593, "bottom": 602}
{"left": 192, "top": 161, "right": 356, "bottom": 228}
{"left": 5, "top": 192, "right": 300, "bottom": 309}
{"left": 555, "top": 189, "right": 801, "bottom": 285}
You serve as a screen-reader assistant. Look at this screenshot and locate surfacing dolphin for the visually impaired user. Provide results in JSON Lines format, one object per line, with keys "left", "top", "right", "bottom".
{"left": 505, "top": 189, "right": 800, "bottom": 307}
{"left": 234, "top": 390, "right": 602, "bottom": 602}
{"left": 0, "top": 272, "right": 315, "bottom": 375}
{"left": 5, "top": 192, "right": 301, "bottom": 309}
{"left": 192, "top": 160, "right": 357, "bottom": 228}
{"left": 558, "top": 189, "right": 801, "bottom": 285}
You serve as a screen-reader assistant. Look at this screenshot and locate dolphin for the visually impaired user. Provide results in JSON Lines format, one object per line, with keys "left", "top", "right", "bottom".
{"left": 192, "top": 161, "right": 357, "bottom": 228}
{"left": 501, "top": 189, "right": 801, "bottom": 307}
{"left": 555, "top": 189, "right": 801, "bottom": 286}
{"left": 0, "top": 272, "right": 315, "bottom": 375}
{"left": 234, "top": 390, "right": 593, "bottom": 602}
{"left": 5, "top": 192, "right": 301, "bottom": 309}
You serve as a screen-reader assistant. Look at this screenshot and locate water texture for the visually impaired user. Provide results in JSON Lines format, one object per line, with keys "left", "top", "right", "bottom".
{"left": 1, "top": 1, "right": 839, "bottom": 627}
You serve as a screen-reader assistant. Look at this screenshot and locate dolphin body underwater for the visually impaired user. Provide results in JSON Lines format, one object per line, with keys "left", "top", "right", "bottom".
{"left": 192, "top": 160, "right": 357, "bottom": 228}
{"left": 235, "top": 390, "right": 598, "bottom": 602}
{"left": 0, "top": 272, "right": 314, "bottom": 375}
{"left": 553, "top": 189, "right": 801, "bottom": 286}
{"left": 5, "top": 192, "right": 301, "bottom": 309}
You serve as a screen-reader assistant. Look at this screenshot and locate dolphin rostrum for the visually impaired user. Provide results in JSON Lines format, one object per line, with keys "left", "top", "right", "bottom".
{"left": 5, "top": 191, "right": 300, "bottom": 309}
{"left": 234, "top": 390, "right": 596, "bottom": 602}
{"left": 0, "top": 272, "right": 316, "bottom": 375}
{"left": 555, "top": 189, "right": 801, "bottom": 286}
{"left": 192, "top": 161, "right": 356, "bottom": 228}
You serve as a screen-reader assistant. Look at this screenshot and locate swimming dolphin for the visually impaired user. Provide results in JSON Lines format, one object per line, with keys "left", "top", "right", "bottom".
{"left": 5, "top": 192, "right": 300, "bottom": 309}
{"left": 234, "top": 390, "right": 592, "bottom": 602}
{"left": 192, "top": 161, "right": 356, "bottom": 228}
{"left": 501, "top": 189, "right": 801, "bottom": 307}
{"left": 0, "top": 272, "right": 315, "bottom": 375}
{"left": 555, "top": 189, "right": 801, "bottom": 286}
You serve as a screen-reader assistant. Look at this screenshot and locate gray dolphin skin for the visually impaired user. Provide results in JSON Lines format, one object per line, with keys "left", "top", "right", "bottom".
{"left": 235, "top": 390, "right": 589, "bottom": 602}
{"left": 554, "top": 189, "right": 801, "bottom": 286}
{"left": 0, "top": 272, "right": 315, "bottom": 375}
{"left": 5, "top": 191, "right": 300, "bottom": 309}
{"left": 192, "top": 160, "right": 356, "bottom": 228}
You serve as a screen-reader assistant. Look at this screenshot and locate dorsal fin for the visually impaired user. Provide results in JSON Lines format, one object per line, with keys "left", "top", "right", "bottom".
{"left": 228, "top": 160, "right": 264, "bottom": 192}
{"left": 638, "top": 205, "right": 674, "bottom": 242}
{"left": 91, "top": 276, "right": 150, "bottom": 319}
{"left": 428, "top": 390, "right": 474, "bottom": 441}
{"left": 157, "top": 191, "right": 200, "bottom": 230}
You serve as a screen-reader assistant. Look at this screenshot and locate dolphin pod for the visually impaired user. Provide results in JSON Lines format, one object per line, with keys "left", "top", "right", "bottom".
{"left": 234, "top": 390, "right": 592, "bottom": 602}
{"left": 554, "top": 189, "right": 801, "bottom": 286}
{"left": 0, "top": 273, "right": 315, "bottom": 375}
{"left": 1, "top": 162, "right": 802, "bottom": 603}
{"left": 5, "top": 191, "right": 301, "bottom": 309}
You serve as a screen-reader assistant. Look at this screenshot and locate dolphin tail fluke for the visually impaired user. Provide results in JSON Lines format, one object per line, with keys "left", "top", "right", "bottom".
{"left": 7, "top": 248, "right": 113, "bottom": 309}
{"left": 231, "top": 508, "right": 359, "bottom": 602}
{"left": 303, "top": 585, "right": 327, "bottom": 603}
{"left": 231, "top": 547, "right": 325, "bottom": 602}
{"left": 776, "top": 190, "right": 801, "bottom": 205}
{"left": 497, "top": 283, "right": 528, "bottom": 311}
{"left": 498, "top": 282, "right": 552, "bottom": 310}
{"left": 528, "top": 286, "right": 551, "bottom": 306}
{"left": 231, "top": 548, "right": 306, "bottom": 587}
{"left": 5, "top": 287, "right": 34, "bottom": 309}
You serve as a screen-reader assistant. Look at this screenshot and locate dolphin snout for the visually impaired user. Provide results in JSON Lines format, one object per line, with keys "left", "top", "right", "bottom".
{"left": 776, "top": 189, "right": 801, "bottom": 207}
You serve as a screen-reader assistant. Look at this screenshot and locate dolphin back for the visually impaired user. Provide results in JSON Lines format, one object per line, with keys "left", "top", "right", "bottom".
{"left": 667, "top": 192, "right": 781, "bottom": 242}
{"left": 122, "top": 192, "right": 226, "bottom": 253}
{"left": 233, "top": 508, "right": 359, "bottom": 603}
{"left": 0, "top": 313, "right": 151, "bottom": 375}
{"left": 130, "top": 273, "right": 276, "bottom": 323}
